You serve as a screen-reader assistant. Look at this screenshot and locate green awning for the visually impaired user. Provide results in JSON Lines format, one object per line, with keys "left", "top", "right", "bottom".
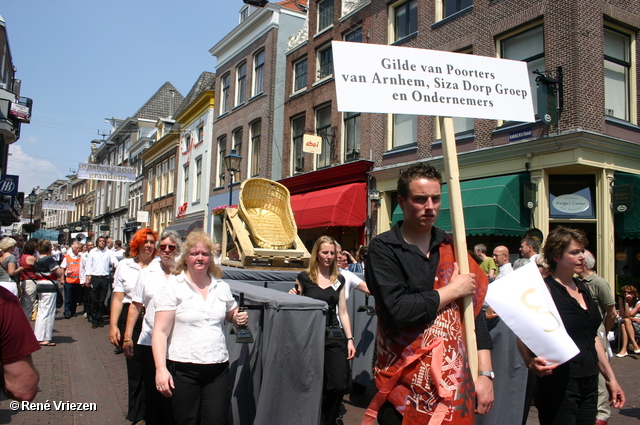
{"left": 391, "top": 174, "right": 530, "bottom": 237}
{"left": 614, "top": 172, "right": 640, "bottom": 239}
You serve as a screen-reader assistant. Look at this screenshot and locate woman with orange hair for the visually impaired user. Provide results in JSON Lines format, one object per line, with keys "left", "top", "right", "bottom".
{"left": 110, "top": 228, "right": 158, "bottom": 424}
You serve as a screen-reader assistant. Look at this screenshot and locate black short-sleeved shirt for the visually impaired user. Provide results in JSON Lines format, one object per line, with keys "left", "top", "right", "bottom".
{"left": 297, "top": 271, "right": 345, "bottom": 328}
{"left": 365, "top": 222, "right": 491, "bottom": 350}
{"left": 544, "top": 275, "right": 601, "bottom": 377}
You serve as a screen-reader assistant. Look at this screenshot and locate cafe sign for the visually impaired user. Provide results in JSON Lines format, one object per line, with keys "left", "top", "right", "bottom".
{"left": 552, "top": 194, "right": 590, "bottom": 214}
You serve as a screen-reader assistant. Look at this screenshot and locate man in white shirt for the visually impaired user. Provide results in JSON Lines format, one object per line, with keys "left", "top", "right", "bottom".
{"left": 519, "top": 237, "right": 539, "bottom": 264}
{"left": 85, "top": 236, "right": 118, "bottom": 328}
{"left": 492, "top": 245, "right": 513, "bottom": 280}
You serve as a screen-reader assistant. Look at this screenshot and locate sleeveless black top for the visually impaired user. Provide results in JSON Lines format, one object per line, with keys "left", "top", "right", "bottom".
{"left": 297, "top": 271, "right": 345, "bottom": 328}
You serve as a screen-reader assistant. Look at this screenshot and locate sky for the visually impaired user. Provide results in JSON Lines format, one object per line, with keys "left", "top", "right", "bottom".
{"left": 3, "top": 0, "right": 244, "bottom": 194}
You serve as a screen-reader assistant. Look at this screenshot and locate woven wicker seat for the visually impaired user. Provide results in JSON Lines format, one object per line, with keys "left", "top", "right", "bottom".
{"left": 238, "top": 178, "right": 297, "bottom": 250}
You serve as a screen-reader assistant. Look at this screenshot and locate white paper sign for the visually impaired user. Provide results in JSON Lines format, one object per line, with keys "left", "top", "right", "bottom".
{"left": 303, "top": 134, "right": 322, "bottom": 154}
{"left": 137, "top": 211, "right": 149, "bottom": 223}
{"left": 78, "top": 162, "right": 136, "bottom": 182}
{"left": 332, "top": 41, "right": 535, "bottom": 122}
{"left": 485, "top": 261, "right": 579, "bottom": 365}
{"left": 42, "top": 201, "right": 76, "bottom": 211}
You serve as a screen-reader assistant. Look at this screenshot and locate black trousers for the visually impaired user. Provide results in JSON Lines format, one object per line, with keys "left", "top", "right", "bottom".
{"left": 118, "top": 303, "right": 145, "bottom": 422}
{"left": 536, "top": 372, "right": 598, "bottom": 425}
{"left": 168, "top": 360, "right": 230, "bottom": 425}
{"left": 323, "top": 336, "right": 348, "bottom": 425}
{"left": 139, "top": 345, "right": 174, "bottom": 425}
{"left": 89, "top": 276, "right": 109, "bottom": 324}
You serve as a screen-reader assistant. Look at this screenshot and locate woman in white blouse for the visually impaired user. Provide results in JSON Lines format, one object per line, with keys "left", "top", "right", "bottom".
{"left": 110, "top": 228, "right": 157, "bottom": 424}
{"left": 152, "top": 230, "right": 248, "bottom": 425}
{"left": 123, "top": 229, "right": 181, "bottom": 425}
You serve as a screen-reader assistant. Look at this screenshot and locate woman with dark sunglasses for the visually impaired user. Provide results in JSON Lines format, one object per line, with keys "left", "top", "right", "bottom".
{"left": 123, "top": 229, "right": 182, "bottom": 425}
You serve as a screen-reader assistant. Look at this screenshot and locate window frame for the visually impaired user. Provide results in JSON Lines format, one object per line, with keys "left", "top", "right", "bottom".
{"left": 236, "top": 62, "right": 247, "bottom": 106}
{"left": 182, "top": 164, "right": 189, "bottom": 205}
{"left": 293, "top": 57, "right": 308, "bottom": 93}
{"left": 250, "top": 120, "right": 261, "bottom": 177}
{"left": 497, "top": 24, "right": 545, "bottom": 121}
{"left": 389, "top": 0, "right": 418, "bottom": 43}
{"left": 253, "top": 50, "right": 265, "bottom": 96}
{"left": 344, "top": 27, "right": 364, "bottom": 43}
{"left": 343, "top": 111, "right": 361, "bottom": 162}
{"left": 291, "top": 115, "right": 306, "bottom": 174}
{"left": 232, "top": 128, "right": 243, "bottom": 183}
{"left": 194, "top": 156, "right": 202, "bottom": 202}
{"left": 217, "top": 136, "right": 227, "bottom": 188}
{"left": 604, "top": 25, "right": 635, "bottom": 123}
{"left": 317, "top": 0, "right": 334, "bottom": 34}
{"left": 390, "top": 114, "right": 418, "bottom": 150}
{"left": 221, "top": 73, "right": 231, "bottom": 114}
{"left": 315, "top": 105, "right": 332, "bottom": 169}
{"left": 316, "top": 45, "right": 333, "bottom": 81}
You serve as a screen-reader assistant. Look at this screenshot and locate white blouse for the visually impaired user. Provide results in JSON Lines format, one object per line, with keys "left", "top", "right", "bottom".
{"left": 154, "top": 271, "right": 237, "bottom": 364}
{"left": 130, "top": 258, "right": 166, "bottom": 346}
{"left": 112, "top": 258, "right": 144, "bottom": 304}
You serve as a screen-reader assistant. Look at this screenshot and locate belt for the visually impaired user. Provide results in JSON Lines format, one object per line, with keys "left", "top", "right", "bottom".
{"left": 91, "top": 275, "right": 109, "bottom": 278}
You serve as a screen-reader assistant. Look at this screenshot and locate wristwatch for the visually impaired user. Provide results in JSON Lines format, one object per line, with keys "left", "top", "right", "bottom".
{"left": 478, "top": 370, "right": 495, "bottom": 380}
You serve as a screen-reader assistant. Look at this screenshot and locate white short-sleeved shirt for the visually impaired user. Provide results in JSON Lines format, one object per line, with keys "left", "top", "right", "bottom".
{"left": 339, "top": 269, "right": 363, "bottom": 301}
{"left": 131, "top": 258, "right": 167, "bottom": 346}
{"left": 154, "top": 272, "right": 237, "bottom": 364}
{"left": 113, "top": 258, "right": 144, "bottom": 304}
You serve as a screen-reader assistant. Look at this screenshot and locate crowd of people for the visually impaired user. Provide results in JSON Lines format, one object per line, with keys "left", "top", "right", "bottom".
{"left": 1, "top": 162, "right": 637, "bottom": 425}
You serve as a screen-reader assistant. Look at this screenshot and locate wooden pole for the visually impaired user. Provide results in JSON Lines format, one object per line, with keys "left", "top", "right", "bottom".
{"left": 438, "top": 116, "right": 478, "bottom": 379}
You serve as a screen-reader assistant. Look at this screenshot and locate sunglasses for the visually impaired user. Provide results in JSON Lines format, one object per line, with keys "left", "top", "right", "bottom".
{"left": 159, "top": 244, "right": 177, "bottom": 252}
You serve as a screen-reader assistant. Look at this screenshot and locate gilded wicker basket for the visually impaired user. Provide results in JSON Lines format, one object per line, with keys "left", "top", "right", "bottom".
{"left": 238, "top": 178, "right": 297, "bottom": 250}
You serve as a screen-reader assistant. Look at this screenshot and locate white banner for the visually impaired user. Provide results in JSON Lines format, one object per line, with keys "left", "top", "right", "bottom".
{"left": 78, "top": 162, "right": 136, "bottom": 182}
{"left": 332, "top": 41, "right": 535, "bottom": 122}
{"left": 485, "top": 261, "right": 579, "bottom": 365}
{"left": 42, "top": 200, "right": 76, "bottom": 211}
{"left": 303, "top": 134, "right": 322, "bottom": 154}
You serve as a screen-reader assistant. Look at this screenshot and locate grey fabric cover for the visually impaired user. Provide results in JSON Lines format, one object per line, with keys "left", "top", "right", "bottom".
{"left": 222, "top": 268, "right": 377, "bottom": 424}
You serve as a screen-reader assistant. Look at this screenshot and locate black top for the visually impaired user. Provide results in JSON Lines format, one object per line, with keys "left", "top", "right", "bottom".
{"left": 544, "top": 275, "right": 601, "bottom": 377}
{"left": 34, "top": 256, "right": 60, "bottom": 280}
{"left": 365, "top": 222, "right": 492, "bottom": 350}
{"left": 297, "top": 271, "right": 345, "bottom": 328}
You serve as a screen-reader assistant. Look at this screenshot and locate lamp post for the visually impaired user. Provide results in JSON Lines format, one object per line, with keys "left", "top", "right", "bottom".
{"left": 224, "top": 149, "right": 243, "bottom": 207}
{"left": 28, "top": 189, "right": 37, "bottom": 238}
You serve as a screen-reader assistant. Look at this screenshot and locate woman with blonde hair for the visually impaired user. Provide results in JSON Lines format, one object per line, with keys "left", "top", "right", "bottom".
{"left": 291, "top": 235, "right": 356, "bottom": 425}
{"left": 0, "top": 237, "right": 23, "bottom": 297}
{"left": 153, "top": 230, "right": 247, "bottom": 425}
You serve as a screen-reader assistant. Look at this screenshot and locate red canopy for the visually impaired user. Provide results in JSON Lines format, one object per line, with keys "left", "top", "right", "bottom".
{"left": 289, "top": 182, "right": 367, "bottom": 229}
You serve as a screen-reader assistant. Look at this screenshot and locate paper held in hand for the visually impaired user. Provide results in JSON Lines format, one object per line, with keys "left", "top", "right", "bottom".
{"left": 485, "top": 261, "right": 579, "bottom": 365}
{"left": 332, "top": 40, "right": 535, "bottom": 122}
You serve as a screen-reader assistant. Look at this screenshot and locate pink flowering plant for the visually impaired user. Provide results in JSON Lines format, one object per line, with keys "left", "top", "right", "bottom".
{"left": 211, "top": 205, "right": 237, "bottom": 216}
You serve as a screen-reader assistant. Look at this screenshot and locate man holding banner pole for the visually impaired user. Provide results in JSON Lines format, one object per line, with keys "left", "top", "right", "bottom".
{"left": 364, "top": 162, "right": 493, "bottom": 425}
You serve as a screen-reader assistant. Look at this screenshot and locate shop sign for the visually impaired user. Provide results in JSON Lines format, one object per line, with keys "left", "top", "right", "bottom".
{"left": 523, "top": 182, "right": 537, "bottom": 209}
{"left": 0, "top": 175, "right": 19, "bottom": 196}
{"left": 612, "top": 184, "right": 632, "bottom": 213}
{"left": 303, "top": 134, "right": 322, "bottom": 154}
{"left": 552, "top": 194, "right": 589, "bottom": 214}
{"left": 137, "top": 211, "right": 149, "bottom": 223}
{"left": 509, "top": 128, "right": 533, "bottom": 142}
